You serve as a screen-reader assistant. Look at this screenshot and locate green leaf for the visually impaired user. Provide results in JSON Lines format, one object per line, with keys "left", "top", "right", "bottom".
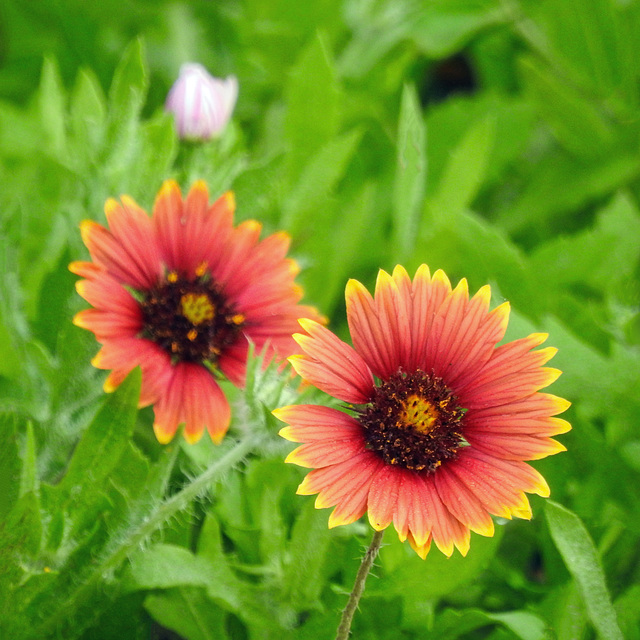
{"left": 127, "top": 112, "right": 177, "bottom": 198}
{"left": 495, "top": 149, "right": 640, "bottom": 235}
{"left": 125, "top": 543, "right": 212, "bottom": 592}
{"left": 529, "top": 191, "right": 640, "bottom": 294}
{"left": 284, "top": 32, "right": 341, "bottom": 182}
{"left": 38, "top": 56, "right": 67, "bottom": 158}
{"left": 409, "top": 0, "right": 505, "bottom": 58}
{"left": 519, "top": 55, "right": 614, "bottom": 157}
{"left": 529, "top": 0, "right": 637, "bottom": 112}
{"left": 281, "top": 128, "right": 361, "bottom": 233}
{"left": 416, "top": 209, "right": 540, "bottom": 318}
{"left": 145, "top": 586, "right": 228, "bottom": 640}
{"left": 33, "top": 246, "right": 76, "bottom": 354}
{"left": 338, "top": 0, "right": 503, "bottom": 77}
{"left": 70, "top": 67, "right": 107, "bottom": 162}
{"left": 430, "top": 608, "right": 549, "bottom": 640}
{"left": 281, "top": 500, "right": 333, "bottom": 610}
{"left": 20, "top": 423, "right": 39, "bottom": 499}
{"left": 427, "top": 115, "right": 495, "bottom": 223}
{"left": 614, "top": 583, "right": 640, "bottom": 640}
{"left": 105, "top": 38, "right": 149, "bottom": 183}
{"left": 311, "top": 181, "right": 377, "bottom": 313}
{"left": 53, "top": 367, "right": 141, "bottom": 499}
{"left": 0, "top": 414, "right": 21, "bottom": 520}
{"left": 372, "top": 524, "right": 503, "bottom": 603}
{"left": 392, "top": 84, "right": 426, "bottom": 259}
{"left": 545, "top": 500, "right": 624, "bottom": 640}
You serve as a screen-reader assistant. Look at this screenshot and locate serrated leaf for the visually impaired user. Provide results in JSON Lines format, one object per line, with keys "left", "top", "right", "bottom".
{"left": 284, "top": 32, "right": 341, "bottom": 182}
{"left": 392, "top": 83, "right": 426, "bottom": 259}
{"left": 546, "top": 500, "right": 624, "bottom": 640}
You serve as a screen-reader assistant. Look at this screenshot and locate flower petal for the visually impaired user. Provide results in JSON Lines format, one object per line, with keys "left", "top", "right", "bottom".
{"left": 275, "top": 405, "right": 363, "bottom": 442}
{"left": 153, "top": 363, "right": 230, "bottom": 444}
{"left": 290, "top": 318, "right": 374, "bottom": 404}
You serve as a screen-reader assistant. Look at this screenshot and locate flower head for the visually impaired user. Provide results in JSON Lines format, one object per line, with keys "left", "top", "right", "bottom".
{"left": 275, "top": 265, "right": 570, "bottom": 558}
{"left": 71, "top": 180, "right": 319, "bottom": 444}
{"left": 165, "top": 63, "right": 238, "bottom": 141}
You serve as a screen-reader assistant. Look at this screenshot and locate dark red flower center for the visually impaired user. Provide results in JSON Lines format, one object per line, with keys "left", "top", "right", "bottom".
{"left": 139, "top": 267, "right": 244, "bottom": 365}
{"left": 358, "top": 369, "right": 466, "bottom": 472}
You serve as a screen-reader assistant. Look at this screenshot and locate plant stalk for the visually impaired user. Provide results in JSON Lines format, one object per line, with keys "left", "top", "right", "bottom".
{"left": 335, "top": 528, "right": 385, "bottom": 640}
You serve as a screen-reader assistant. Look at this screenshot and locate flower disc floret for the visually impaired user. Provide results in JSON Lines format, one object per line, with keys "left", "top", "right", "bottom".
{"left": 359, "top": 369, "right": 465, "bottom": 472}
{"left": 140, "top": 269, "right": 244, "bottom": 364}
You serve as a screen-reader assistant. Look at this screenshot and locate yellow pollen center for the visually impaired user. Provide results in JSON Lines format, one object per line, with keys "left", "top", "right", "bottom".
{"left": 399, "top": 394, "right": 440, "bottom": 433}
{"left": 180, "top": 293, "right": 215, "bottom": 326}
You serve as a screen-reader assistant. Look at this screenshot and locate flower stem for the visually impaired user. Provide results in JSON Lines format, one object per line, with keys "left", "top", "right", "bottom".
{"left": 335, "top": 528, "right": 385, "bottom": 640}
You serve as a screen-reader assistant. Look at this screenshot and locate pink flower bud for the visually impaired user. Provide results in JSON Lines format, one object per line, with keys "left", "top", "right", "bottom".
{"left": 165, "top": 63, "right": 238, "bottom": 141}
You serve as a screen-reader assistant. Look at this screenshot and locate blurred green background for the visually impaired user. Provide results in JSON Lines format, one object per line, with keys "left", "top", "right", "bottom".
{"left": 1, "top": 1, "right": 639, "bottom": 639}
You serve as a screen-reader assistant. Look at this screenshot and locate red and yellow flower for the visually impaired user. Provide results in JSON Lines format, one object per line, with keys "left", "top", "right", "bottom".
{"left": 275, "top": 265, "right": 570, "bottom": 558}
{"left": 71, "top": 180, "right": 319, "bottom": 444}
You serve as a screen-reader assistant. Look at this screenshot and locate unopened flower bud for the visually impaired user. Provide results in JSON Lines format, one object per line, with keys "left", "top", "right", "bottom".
{"left": 165, "top": 63, "right": 238, "bottom": 141}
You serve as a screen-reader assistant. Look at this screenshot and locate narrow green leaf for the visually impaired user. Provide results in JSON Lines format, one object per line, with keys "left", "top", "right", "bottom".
{"left": 313, "top": 181, "right": 377, "bottom": 313}
{"left": 392, "top": 84, "right": 426, "bottom": 259}
{"left": 38, "top": 56, "right": 67, "bottom": 158}
{"left": 127, "top": 112, "right": 177, "bottom": 197}
{"left": 281, "top": 128, "right": 361, "bottom": 233}
{"left": 545, "top": 500, "right": 624, "bottom": 640}
{"left": 105, "top": 37, "right": 148, "bottom": 182}
{"left": 284, "top": 32, "right": 341, "bottom": 182}
{"left": 428, "top": 116, "right": 494, "bottom": 223}
{"left": 70, "top": 68, "right": 107, "bottom": 161}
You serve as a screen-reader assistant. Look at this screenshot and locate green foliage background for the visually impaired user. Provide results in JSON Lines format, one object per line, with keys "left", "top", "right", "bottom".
{"left": 0, "top": 0, "right": 639, "bottom": 638}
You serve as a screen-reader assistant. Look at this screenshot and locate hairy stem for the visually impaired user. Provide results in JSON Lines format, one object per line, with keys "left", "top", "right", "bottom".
{"left": 36, "top": 433, "right": 262, "bottom": 638}
{"left": 335, "top": 528, "right": 385, "bottom": 640}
